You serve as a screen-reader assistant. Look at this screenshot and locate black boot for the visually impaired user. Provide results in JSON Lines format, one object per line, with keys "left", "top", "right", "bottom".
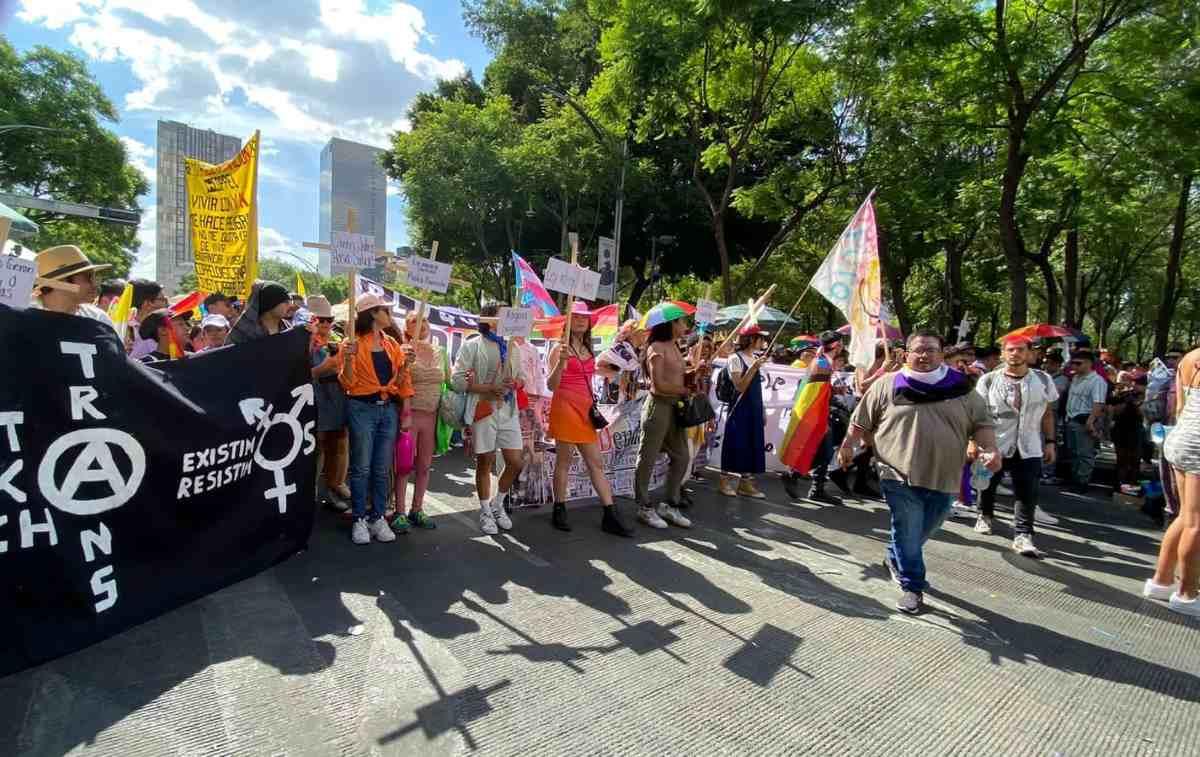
{"left": 602, "top": 505, "right": 634, "bottom": 537}
{"left": 552, "top": 502, "right": 572, "bottom": 532}
{"left": 808, "top": 482, "right": 843, "bottom": 506}
{"left": 783, "top": 473, "right": 803, "bottom": 500}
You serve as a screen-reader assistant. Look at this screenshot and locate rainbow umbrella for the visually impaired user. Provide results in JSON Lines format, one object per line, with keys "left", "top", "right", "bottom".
{"left": 671, "top": 300, "right": 697, "bottom": 315}
{"left": 639, "top": 302, "right": 690, "bottom": 329}
{"left": 1001, "top": 323, "right": 1082, "bottom": 342}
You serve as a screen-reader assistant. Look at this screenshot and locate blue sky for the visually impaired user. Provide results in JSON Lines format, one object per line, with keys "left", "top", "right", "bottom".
{"left": 2, "top": 1, "right": 492, "bottom": 279}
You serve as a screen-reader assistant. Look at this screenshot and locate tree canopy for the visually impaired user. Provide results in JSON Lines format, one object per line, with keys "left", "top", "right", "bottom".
{"left": 384, "top": 0, "right": 1199, "bottom": 358}
{"left": 0, "top": 39, "right": 148, "bottom": 277}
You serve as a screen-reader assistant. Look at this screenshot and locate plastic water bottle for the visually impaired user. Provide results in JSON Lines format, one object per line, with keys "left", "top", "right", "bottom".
{"left": 970, "top": 458, "right": 993, "bottom": 491}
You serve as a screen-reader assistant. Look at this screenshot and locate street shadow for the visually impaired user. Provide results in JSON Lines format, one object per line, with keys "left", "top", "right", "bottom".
{"left": 928, "top": 590, "right": 1200, "bottom": 702}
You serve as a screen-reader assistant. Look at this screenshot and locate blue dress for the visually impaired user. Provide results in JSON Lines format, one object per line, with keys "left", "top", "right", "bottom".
{"left": 721, "top": 352, "right": 766, "bottom": 474}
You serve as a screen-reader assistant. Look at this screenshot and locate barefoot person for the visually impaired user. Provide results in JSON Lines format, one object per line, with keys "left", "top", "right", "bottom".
{"left": 453, "top": 304, "right": 525, "bottom": 535}
{"left": 546, "top": 302, "right": 634, "bottom": 536}
{"left": 1146, "top": 347, "right": 1200, "bottom": 616}
{"left": 838, "top": 330, "right": 1002, "bottom": 615}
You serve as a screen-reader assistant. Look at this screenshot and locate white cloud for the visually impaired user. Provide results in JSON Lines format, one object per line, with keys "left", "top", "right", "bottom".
{"left": 120, "top": 135, "right": 155, "bottom": 190}
{"left": 18, "top": 0, "right": 466, "bottom": 149}
{"left": 129, "top": 199, "right": 156, "bottom": 279}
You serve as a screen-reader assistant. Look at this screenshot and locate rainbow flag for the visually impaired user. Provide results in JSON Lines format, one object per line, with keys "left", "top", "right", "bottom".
{"left": 512, "top": 251, "right": 560, "bottom": 318}
{"left": 777, "top": 377, "right": 832, "bottom": 473}
{"left": 170, "top": 290, "right": 205, "bottom": 317}
{"left": 591, "top": 303, "right": 620, "bottom": 348}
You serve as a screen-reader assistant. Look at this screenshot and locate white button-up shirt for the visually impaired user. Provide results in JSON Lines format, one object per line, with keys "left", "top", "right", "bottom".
{"left": 976, "top": 368, "right": 1059, "bottom": 459}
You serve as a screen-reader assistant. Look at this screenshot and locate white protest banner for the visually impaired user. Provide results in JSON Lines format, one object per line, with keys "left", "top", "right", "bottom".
{"left": 331, "top": 231, "right": 376, "bottom": 272}
{"left": 0, "top": 255, "right": 36, "bottom": 309}
{"left": 544, "top": 257, "right": 601, "bottom": 299}
{"left": 496, "top": 306, "right": 534, "bottom": 339}
{"left": 406, "top": 256, "right": 452, "bottom": 294}
{"left": 695, "top": 298, "right": 719, "bottom": 325}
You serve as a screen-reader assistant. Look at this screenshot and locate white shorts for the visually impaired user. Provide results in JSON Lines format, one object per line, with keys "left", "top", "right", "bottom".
{"left": 473, "top": 409, "right": 523, "bottom": 454}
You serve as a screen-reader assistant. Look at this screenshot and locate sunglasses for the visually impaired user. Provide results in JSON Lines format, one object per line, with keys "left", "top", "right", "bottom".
{"left": 1070, "top": 360, "right": 1084, "bottom": 365}
{"left": 316, "top": 317, "right": 334, "bottom": 324}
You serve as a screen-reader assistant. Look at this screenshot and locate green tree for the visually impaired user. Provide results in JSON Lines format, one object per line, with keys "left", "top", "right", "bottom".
{"left": 0, "top": 40, "right": 148, "bottom": 276}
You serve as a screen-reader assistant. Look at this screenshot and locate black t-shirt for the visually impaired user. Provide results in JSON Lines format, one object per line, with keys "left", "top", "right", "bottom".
{"left": 139, "top": 350, "right": 171, "bottom": 364}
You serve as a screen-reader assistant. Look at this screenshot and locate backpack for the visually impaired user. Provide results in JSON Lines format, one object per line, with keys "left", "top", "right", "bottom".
{"left": 715, "top": 355, "right": 746, "bottom": 405}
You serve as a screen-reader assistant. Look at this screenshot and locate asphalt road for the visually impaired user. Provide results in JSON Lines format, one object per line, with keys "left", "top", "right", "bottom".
{"left": 3, "top": 453, "right": 1196, "bottom": 756}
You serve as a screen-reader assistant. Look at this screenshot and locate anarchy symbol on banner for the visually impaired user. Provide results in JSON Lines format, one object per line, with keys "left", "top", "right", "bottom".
{"left": 37, "top": 428, "right": 147, "bottom": 516}
{"left": 238, "top": 384, "right": 314, "bottom": 513}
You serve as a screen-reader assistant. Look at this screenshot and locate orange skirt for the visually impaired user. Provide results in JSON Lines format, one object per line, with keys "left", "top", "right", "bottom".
{"left": 548, "top": 387, "right": 598, "bottom": 444}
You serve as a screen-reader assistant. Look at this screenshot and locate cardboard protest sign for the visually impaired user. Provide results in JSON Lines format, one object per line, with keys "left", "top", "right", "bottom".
{"left": 0, "top": 311, "right": 315, "bottom": 676}
{"left": 0, "top": 256, "right": 36, "bottom": 309}
{"left": 497, "top": 306, "right": 534, "bottom": 339}
{"left": 185, "top": 131, "right": 259, "bottom": 298}
{"left": 406, "top": 256, "right": 452, "bottom": 294}
{"left": 695, "top": 298, "right": 719, "bottom": 325}
{"left": 331, "top": 231, "right": 376, "bottom": 272}
{"left": 544, "top": 257, "right": 601, "bottom": 300}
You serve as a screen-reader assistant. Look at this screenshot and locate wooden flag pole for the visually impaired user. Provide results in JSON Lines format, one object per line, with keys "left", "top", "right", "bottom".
{"left": 346, "top": 209, "right": 357, "bottom": 331}
{"left": 562, "top": 234, "right": 580, "bottom": 346}
{"left": 764, "top": 285, "right": 812, "bottom": 354}
{"left": 713, "top": 284, "right": 776, "bottom": 356}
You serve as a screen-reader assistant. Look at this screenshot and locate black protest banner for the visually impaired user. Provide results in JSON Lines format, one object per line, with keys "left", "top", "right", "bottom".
{"left": 0, "top": 306, "right": 317, "bottom": 676}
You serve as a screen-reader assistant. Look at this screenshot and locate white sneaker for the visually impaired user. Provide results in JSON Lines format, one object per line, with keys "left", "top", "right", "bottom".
{"left": 656, "top": 503, "right": 691, "bottom": 528}
{"left": 638, "top": 505, "right": 669, "bottom": 529}
{"left": 1143, "top": 578, "right": 1177, "bottom": 601}
{"left": 480, "top": 508, "right": 499, "bottom": 535}
{"left": 1012, "top": 533, "right": 1039, "bottom": 557}
{"left": 491, "top": 498, "right": 513, "bottom": 531}
{"left": 1168, "top": 592, "right": 1200, "bottom": 618}
{"left": 369, "top": 518, "right": 396, "bottom": 543}
{"left": 973, "top": 516, "right": 994, "bottom": 535}
{"left": 997, "top": 484, "right": 1015, "bottom": 497}
{"left": 351, "top": 518, "right": 370, "bottom": 545}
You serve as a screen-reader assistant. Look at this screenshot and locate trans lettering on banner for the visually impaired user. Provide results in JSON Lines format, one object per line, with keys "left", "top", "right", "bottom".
{"left": 0, "top": 309, "right": 316, "bottom": 677}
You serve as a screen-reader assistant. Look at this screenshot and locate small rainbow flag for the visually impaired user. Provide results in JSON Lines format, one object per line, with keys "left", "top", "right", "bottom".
{"left": 777, "top": 377, "right": 832, "bottom": 473}
{"left": 512, "top": 251, "right": 560, "bottom": 318}
{"left": 591, "top": 303, "right": 620, "bottom": 348}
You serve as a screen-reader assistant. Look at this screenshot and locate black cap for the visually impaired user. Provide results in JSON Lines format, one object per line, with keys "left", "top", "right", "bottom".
{"left": 819, "top": 330, "right": 842, "bottom": 346}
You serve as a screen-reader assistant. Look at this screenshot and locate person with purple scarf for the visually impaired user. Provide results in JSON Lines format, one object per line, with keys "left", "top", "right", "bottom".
{"left": 838, "top": 330, "right": 1002, "bottom": 615}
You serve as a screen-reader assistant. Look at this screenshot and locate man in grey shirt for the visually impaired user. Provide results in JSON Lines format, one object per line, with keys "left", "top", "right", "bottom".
{"left": 838, "top": 330, "right": 1002, "bottom": 615}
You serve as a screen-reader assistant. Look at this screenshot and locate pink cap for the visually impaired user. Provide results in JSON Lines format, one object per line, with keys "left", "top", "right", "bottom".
{"left": 570, "top": 301, "right": 593, "bottom": 316}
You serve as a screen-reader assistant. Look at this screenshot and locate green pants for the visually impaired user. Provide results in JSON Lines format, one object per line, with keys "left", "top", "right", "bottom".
{"left": 635, "top": 396, "right": 690, "bottom": 505}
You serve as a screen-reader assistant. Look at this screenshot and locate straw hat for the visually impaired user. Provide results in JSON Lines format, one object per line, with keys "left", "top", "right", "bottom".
{"left": 35, "top": 245, "right": 110, "bottom": 290}
{"left": 306, "top": 295, "right": 333, "bottom": 318}
{"left": 354, "top": 293, "right": 387, "bottom": 313}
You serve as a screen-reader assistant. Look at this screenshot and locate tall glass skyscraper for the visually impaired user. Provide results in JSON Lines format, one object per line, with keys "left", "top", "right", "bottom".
{"left": 155, "top": 121, "right": 241, "bottom": 294}
{"left": 318, "top": 138, "right": 388, "bottom": 275}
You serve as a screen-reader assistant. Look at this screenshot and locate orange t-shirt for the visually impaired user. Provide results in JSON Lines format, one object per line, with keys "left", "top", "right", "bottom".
{"left": 338, "top": 331, "right": 414, "bottom": 399}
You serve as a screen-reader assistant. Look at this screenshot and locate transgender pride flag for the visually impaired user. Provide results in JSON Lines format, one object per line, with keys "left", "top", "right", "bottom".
{"left": 512, "top": 251, "right": 560, "bottom": 318}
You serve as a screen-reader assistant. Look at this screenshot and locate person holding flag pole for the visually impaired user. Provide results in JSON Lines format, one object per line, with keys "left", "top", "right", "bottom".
{"left": 777, "top": 192, "right": 882, "bottom": 505}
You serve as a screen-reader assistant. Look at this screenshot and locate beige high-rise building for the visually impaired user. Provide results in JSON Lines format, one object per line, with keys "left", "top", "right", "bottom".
{"left": 155, "top": 121, "right": 241, "bottom": 294}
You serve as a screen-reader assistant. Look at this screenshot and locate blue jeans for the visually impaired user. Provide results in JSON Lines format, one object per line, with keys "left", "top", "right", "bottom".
{"left": 347, "top": 400, "right": 398, "bottom": 521}
{"left": 881, "top": 479, "right": 953, "bottom": 593}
